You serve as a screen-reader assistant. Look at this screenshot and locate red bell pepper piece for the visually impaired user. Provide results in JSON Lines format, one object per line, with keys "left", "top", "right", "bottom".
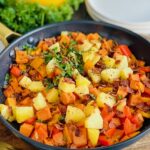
{"left": 52, "top": 126, "right": 60, "bottom": 135}
{"left": 123, "top": 106, "right": 132, "bottom": 119}
{"left": 99, "top": 135, "right": 114, "bottom": 146}
{"left": 112, "top": 129, "right": 124, "bottom": 141}
{"left": 10, "top": 66, "right": 21, "bottom": 77}
{"left": 124, "top": 118, "right": 136, "bottom": 135}
{"left": 24, "top": 117, "right": 36, "bottom": 125}
{"left": 105, "top": 128, "right": 116, "bottom": 138}
{"left": 118, "top": 45, "right": 132, "bottom": 57}
{"left": 139, "top": 66, "right": 150, "bottom": 73}
{"left": 101, "top": 105, "right": 115, "bottom": 122}
{"left": 144, "top": 87, "right": 150, "bottom": 95}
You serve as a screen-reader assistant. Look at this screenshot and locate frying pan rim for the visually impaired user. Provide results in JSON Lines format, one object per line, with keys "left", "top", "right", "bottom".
{"left": 0, "top": 20, "right": 150, "bottom": 150}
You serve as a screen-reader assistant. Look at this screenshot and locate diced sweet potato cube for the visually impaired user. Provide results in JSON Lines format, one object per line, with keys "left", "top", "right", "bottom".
{"left": 16, "top": 50, "right": 28, "bottom": 64}
{"left": 20, "top": 123, "right": 34, "bottom": 137}
{"left": 5, "top": 97, "right": 16, "bottom": 107}
{"left": 36, "top": 107, "right": 52, "bottom": 121}
{"left": 72, "top": 128, "right": 87, "bottom": 147}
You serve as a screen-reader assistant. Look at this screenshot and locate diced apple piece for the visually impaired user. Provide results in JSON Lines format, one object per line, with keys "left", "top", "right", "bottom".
{"left": 65, "top": 106, "right": 85, "bottom": 123}
{"left": 61, "top": 31, "right": 69, "bottom": 36}
{"left": 92, "top": 54, "right": 101, "bottom": 66}
{"left": 103, "top": 56, "right": 115, "bottom": 68}
{"left": 101, "top": 68, "right": 120, "bottom": 83}
{"left": 91, "top": 40, "right": 101, "bottom": 51}
{"left": 33, "top": 93, "right": 47, "bottom": 110}
{"left": 84, "top": 105, "right": 95, "bottom": 117}
{"left": 96, "top": 92, "right": 116, "bottom": 108}
{"left": 74, "top": 85, "right": 89, "bottom": 96}
{"left": 88, "top": 70, "right": 101, "bottom": 83}
{"left": 115, "top": 55, "right": 128, "bottom": 69}
{"left": 85, "top": 108, "right": 103, "bottom": 129}
{"left": 116, "top": 99, "right": 127, "bottom": 112}
{"left": 120, "top": 67, "right": 133, "bottom": 79}
{"left": 15, "top": 106, "right": 34, "bottom": 123}
{"left": 46, "top": 88, "right": 59, "bottom": 103}
{"left": 72, "top": 69, "right": 80, "bottom": 78}
{"left": 0, "top": 104, "right": 11, "bottom": 120}
{"left": 76, "top": 75, "right": 91, "bottom": 87}
{"left": 87, "top": 128, "right": 100, "bottom": 146}
{"left": 58, "top": 77, "right": 75, "bottom": 93}
{"left": 49, "top": 42, "right": 60, "bottom": 52}
{"left": 19, "top": 76, "right": 32, "bottom": 89}
{"left": 28, "top": 81, "right": 44, "bottom": 92}
{"left": 82, "top": 51, "right": 95, "bottom": 63}
{"left": 78, "top": 40, "right": 93, "bottom": 52}
{"left": 82, "top": 51, "right": 100, "bottom": 65}
{"left": 46, "top": 58, "right": 57, "bottom": 75}
{"left": 8, "top": 115, "right": 15, "bottom": 122}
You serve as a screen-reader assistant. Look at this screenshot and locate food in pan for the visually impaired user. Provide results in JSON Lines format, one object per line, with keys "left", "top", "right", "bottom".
{"left": 1, "top": 31, "right": 150, "bottom": 148}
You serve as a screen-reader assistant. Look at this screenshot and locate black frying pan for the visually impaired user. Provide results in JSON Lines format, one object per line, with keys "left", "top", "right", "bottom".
{"left": 0, "top": 21, "right": 150, "bottom": 150}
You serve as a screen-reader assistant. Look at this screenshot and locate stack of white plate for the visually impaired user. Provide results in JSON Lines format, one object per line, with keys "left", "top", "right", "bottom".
{"left": 86, "top": 0, "right": 150, "bottom": 40}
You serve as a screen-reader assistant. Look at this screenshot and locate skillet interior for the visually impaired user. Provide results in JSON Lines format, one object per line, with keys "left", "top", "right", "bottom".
{"left": 0, "top": 21, "right": 150, "bottom": 150}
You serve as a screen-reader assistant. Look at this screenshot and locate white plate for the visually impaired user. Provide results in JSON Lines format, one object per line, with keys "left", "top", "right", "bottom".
{"left": 86, "top": 1, "right": 150, "bottom": 40}
{"left": 87, "top": 0, "right": 150, "bottom": 25}
{"left": 86, "top": 1, "right": 150, "bottom": 30}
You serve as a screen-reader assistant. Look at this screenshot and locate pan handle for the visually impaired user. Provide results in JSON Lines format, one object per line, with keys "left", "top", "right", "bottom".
{"left": 0, "top": 23, "right": 21, "bottom": 50}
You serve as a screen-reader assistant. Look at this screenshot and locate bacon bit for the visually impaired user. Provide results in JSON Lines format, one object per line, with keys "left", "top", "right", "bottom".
{"left": 54, "top": 124, "right": 64, "bottom": 131}
{"left": 142, "top": 80, "right": 150, "bottom": 88}
{"left": 64, "top": 78, "right": 75, "bottom": 84}
{"left": 75, "top": 127, "right": 80, "bottom": 137}
{"left": 116, "top": 110, "right": 125, "bottom": 118}
{"left": 58, "top": 104, "right": 67, "bottom": 115}
{"left": 115, "top": 60, "right": 121, "bottom": 65}
{"left": 95, "top": 61, "right": 106, "bottom": 69}
{"left": 120, "top": 80, "right": 129, "bottom": 87}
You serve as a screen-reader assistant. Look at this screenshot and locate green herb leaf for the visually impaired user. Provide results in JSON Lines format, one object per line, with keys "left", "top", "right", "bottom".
{"left": 118, "top": 95, "right": 123, "bottom": 100}
{"left": 43, "top": 52, "right": 53, "bottom": 64}
{"left": 4, "top": 73, "right": 10, "bottom": 83}
{"left": 44, "top": 78, "right": 54, "bottom": 90}
{"left": 59, "top": 115, "right": 65, "bottom": 123}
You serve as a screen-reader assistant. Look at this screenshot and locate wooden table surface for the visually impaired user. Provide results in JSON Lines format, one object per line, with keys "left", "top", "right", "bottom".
{"left": 0, "top": 3, "right": 150, "bottom": 150}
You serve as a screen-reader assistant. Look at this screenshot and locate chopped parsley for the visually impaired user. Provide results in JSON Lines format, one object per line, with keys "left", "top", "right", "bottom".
{"left": 4, "top": 73, "right": 10, "bottom": 83}
{"left": 59, "top": 115, "right": 65, "bottom": 123}
{"left": 43, "top": 52, "right": 53, "bottom": 64}
{"left": 118, "top": 95, "right": 123, "bottom": 100}
{"left": 44, "top": 78, "right": 54, "bottom": 90}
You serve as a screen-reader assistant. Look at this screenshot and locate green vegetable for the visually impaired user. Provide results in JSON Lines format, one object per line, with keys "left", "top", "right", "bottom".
{"left": 59, "top": 115, "right": 65, "bottom": 123}
{"left": 44, "top": 78, "right": 54, "bottom": 90}
{"left": 89, "top": 94, "right": 96, "bottom": 100}
{"left": 118, "top": 95, "right": 123, "bottom": 100}
{"left": 43, "top": 52, "right": 53, "bottom": 64}
{"left": 0, "top": 0, "right": 84, "bottom": 34}
{"left": 4, "top": 73, "right": 10, "bottom": 83}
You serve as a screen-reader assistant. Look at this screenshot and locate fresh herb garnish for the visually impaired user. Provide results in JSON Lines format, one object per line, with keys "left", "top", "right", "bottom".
{"left": 43, "top": 52, "right": 53, "bottom": 64}
{"left": 59, "top": 115, "right": 65, "bottom": 123}
{"left": 22, "top": 44, "right": 35, "bottom": 54}
{"left": 118, "top": 95, "right": 123, "bottom": 100}
{"left": 4, "top": 73, "right": 10, "bottom": 84}
{"left": 44, "top": 78, "right": 54, "bottom": 90}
